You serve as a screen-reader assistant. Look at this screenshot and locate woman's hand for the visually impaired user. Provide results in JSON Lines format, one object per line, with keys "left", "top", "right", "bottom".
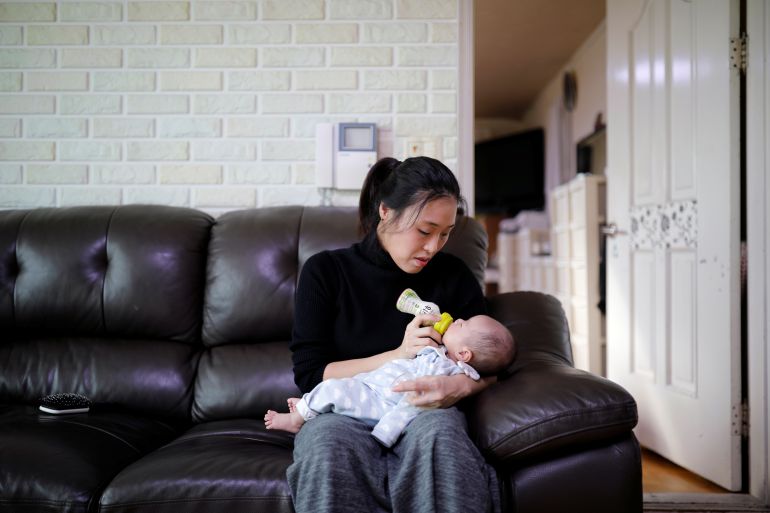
{"left": 391, "top": 374, "right": 495, "bottom": 408}
{"left": 395, "top": 314, "right": 442, "bottom": 359}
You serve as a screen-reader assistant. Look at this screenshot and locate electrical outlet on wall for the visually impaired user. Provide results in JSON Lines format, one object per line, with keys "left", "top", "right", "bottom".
{"left": 405, "top": 138, "right": 441, "bottom": 159}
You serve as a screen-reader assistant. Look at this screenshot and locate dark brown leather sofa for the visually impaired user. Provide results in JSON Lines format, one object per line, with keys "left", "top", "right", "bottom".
{"left": 0, "top": 205, "right": 642, "bottom": 513}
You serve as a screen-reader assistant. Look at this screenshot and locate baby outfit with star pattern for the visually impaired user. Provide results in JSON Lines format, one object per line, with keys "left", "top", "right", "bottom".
{"left": 294, "top": 346, "right": 480, "bottom": 447}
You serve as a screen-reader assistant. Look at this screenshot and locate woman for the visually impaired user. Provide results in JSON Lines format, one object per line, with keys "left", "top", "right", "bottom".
{"left": 287, "top": 156, "right": 499, "bottom": 513}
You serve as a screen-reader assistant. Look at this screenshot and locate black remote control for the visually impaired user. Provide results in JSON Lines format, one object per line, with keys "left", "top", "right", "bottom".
{"left": 39, "top": 393, "right": 91, "bottom": 415}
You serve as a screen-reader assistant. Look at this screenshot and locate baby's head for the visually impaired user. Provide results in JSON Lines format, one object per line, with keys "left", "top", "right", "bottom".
{"left": 441, "top": 315, "right": 515, "bottom": 375}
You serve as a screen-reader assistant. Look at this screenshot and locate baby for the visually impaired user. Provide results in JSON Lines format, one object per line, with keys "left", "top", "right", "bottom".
{"left": 264, "top": 314, "right": 515, "bottom": 447}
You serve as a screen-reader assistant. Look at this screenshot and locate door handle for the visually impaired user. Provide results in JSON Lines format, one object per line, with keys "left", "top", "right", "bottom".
{"left": 601, "top": 223, "right": 627, "bottom": 237}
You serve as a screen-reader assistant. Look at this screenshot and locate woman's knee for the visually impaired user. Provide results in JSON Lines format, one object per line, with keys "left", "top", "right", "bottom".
{"left": 398, "top": 407, "right": 482, "bottom": 459}
{"left": 406, "top": 408, "right": 468, "bottom": 439}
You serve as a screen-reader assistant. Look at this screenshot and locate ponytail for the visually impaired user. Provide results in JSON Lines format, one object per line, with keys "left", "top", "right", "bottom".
{"left": 359, "top": 157, "right": 400, "bottom": 236}
{"left": 358, "top": 156, "right": 465, "bottom": 237}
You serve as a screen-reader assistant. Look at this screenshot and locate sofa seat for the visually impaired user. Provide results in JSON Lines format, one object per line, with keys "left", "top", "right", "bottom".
{"left": 99, "top": 419, "right": 295, "bottom": 513}
{"left": 0, "top": 405, "right": 180, "bottom": 513}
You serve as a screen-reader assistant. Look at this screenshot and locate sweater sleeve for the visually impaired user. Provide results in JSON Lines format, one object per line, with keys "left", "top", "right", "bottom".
{"left": 290, "top": 252, "right": 339, "bottom": 393}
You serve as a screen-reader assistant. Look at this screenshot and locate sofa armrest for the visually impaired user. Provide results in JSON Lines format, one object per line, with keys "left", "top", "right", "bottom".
{"left": 466, "top": 361, "right": 638, "bottom": 464}
{"left": 466, "top": 291, "right": 638, "bottom": 464}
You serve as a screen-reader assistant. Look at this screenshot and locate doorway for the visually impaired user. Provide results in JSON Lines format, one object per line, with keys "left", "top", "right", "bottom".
{"left": 465, "top": 0, "right": 768, "bottom": 507}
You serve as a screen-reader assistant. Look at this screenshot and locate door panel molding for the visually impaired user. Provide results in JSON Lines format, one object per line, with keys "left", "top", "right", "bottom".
{"left": 608, "top": 0, "right": 742, "bottom": 490}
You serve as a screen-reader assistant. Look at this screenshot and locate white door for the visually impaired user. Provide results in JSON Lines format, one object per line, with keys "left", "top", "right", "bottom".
{"left": 606, "top": 0, "right": 742, "bottom": 490}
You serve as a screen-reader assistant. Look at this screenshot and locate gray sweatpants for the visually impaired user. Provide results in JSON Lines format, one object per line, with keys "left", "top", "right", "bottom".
{"left": 286, "top": 407, "right": 501, "bottom": 513}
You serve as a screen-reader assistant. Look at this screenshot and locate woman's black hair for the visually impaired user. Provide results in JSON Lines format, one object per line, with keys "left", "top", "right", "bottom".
{"left": 358, "top": 156, "right": 466, "bottom": 236}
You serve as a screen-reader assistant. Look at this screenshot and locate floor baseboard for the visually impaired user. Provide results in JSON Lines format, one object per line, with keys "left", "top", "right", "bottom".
{"left": 644, "top": 493, "right": 770, "bottom": 513}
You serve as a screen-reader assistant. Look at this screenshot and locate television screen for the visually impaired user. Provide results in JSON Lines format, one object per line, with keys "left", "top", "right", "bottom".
{"left": 474, "top": 128, "right": 545, "bottom": 216}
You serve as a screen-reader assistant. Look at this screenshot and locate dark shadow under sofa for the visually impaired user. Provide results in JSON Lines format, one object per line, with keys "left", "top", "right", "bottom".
{"left": 0, "top": 205, "right": 641, "bottom": 513}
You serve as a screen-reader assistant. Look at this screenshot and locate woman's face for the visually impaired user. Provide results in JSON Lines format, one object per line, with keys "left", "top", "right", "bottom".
{"left": 378, "top": 196, "right": 457, "bottom": 274}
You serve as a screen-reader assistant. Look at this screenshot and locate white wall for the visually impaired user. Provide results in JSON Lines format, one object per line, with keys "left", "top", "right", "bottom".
{"left": 521, "top": 20, "right": 606, "bottom": 149}
{"left": 0, "top": 0, "right": 461, "bottom": 215}
{"left": 508, "top": 20, "right": 606, "bottom": 225}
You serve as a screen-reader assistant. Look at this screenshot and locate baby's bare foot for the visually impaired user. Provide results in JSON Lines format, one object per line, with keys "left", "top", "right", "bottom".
{"left": 264, "top": 409, "right": 305, "bottom": 433}
{"left": 287, "top": 397, "right": 300, "bottom": 413}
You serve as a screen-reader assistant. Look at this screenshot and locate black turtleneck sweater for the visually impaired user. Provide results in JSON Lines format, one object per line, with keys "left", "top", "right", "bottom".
{"left": 290, "top": 234, "right": 486, "bottom": 393}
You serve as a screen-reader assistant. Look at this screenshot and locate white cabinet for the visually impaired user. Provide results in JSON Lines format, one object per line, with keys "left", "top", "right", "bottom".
{"left": 497, "top": 173, "right": 606, "bottom": 375}
{"left": 497, "top": 228, "right": 551, "bottom": 294}
{"left": 550, "top": 173, "right": 606, "bottom": 375}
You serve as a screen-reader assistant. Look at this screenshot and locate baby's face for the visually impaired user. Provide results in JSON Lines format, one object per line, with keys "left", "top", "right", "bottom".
{"left": 442, "top": 315, "right": 497, "bottom": 358}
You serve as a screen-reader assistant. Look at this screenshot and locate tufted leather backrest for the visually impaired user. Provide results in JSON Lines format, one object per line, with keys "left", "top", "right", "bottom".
{"left": 0, "top": 205, "right": 213, "bottom": 419}
{"left": 0, "top": 205, "right": 487, "bottom": 422}
{"left": 193, "top": 206, "right": 488, "bottom": 422}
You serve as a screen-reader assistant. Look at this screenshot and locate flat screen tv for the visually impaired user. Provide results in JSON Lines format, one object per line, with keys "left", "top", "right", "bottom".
{"left": 474, "top": 128, "right": 545, "bottom": 216}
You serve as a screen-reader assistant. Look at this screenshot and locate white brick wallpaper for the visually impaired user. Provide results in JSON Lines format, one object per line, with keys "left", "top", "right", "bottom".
{"left": 0, "top": 0, "right": 460, "bottom": 214}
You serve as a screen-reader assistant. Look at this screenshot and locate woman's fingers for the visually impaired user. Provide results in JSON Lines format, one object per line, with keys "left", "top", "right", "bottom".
{"left": 413, "top": 325, "right": 441, "bottom": 345}
{"left": 410, "top": 314, "right": 442, "bottom": 328}
{"left": 399, "top": 315, "right": 442, "bottom": 358}
{"left": 391, "top": 375, "right": 468, "bottom": 408}
{"left": 391, "top": 377, "right": 440, "bottom": 407}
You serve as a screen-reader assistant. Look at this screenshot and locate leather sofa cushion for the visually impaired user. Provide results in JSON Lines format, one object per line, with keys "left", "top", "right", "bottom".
{"left": 100, "top": 419, "right": 295, "bottom": 513}
{"left": 467, "top": 292, "right": 638, "bottom": 462}
{"left": 192, "top": 342, "right": 300, "bottom": 423}
{"left": 296, "top": 206, "right": 360, "bottom": 272}
{"left": 203, "top": 207, "right": 303, "bottom": 346}
{"left": 0, "top": 406, "right": 179, "bottom": 513}
{"left": 0, "top": 337, "right": 199, "bottom": 419}
{"left": 469, "top": 360, "right": 638, "bottom": 462}
{"left": 0, "top": 205, "right": 213, "bottom": 343}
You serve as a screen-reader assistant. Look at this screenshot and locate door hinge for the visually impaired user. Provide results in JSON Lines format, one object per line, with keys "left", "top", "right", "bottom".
{"left": 730, "top": 33, "right": 747, "bottom": 74}
{"left": 733, "top": 401, "right": 749, "bottom": 438}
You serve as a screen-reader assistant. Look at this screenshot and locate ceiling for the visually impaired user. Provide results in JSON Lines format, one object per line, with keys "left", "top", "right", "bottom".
{"left": 474, "top": 0, "right": 606, "bottom": 119}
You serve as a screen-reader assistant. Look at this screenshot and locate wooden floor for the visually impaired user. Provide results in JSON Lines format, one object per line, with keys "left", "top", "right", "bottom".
{"left": 641, "top": 450, "right": 770, "bottom": 512}
{"left": 642, "top": 449, "right": 728, "bottom": 494}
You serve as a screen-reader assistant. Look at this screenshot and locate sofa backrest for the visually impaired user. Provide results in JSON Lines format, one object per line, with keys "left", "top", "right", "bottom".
{"left": 192, "top": 206, "right": 488, "bottom": 422}
{"left": 0, "top": 205, "right": 213, "bottom": 420}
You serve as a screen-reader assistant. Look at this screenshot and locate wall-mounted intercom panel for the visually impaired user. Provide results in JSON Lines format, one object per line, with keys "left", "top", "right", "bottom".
{"left": 315, "top": 122, "right": 378, "bottom": 190}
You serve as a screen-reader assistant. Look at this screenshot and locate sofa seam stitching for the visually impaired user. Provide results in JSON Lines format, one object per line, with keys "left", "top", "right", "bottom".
{"left": 101, "top": 206, "right": 117, "bottom": 335}
{"left": 11, "top": 210, "right": 32, "bottom": 328}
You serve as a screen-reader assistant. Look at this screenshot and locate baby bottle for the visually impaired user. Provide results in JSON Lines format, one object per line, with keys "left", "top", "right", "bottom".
{"left": 396, "top": 289, "right": 454, "bottom": 335}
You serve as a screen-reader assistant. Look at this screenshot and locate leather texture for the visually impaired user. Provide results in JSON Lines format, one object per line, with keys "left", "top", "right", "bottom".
{"left": 467, "top": 292, "right": 638, "bottom": 462}
{"left": 98, "top": 419, "right": 295, "bottom": 513}
{"left": 0, "top": 406, "right": 178, "bottom": 513}
{"left": 1, "top": 206, "right": 212, "bottom": 342}
{"left": 0, "top": 205, "right": 641, "bottom": 513}
{"left": 0, "top": 337, "right": 199, "bottom": 419}
{"left": 296, "top": 206, "right": 360, "bottom": 272}
{"left": 202, "top": 207, "right": 304, "bottom": 346}
{"left": 192, "top": 342, "right": 301, "bottom": 423}
{"left": 503, "top": 433, "right": 643, "bottom": 513}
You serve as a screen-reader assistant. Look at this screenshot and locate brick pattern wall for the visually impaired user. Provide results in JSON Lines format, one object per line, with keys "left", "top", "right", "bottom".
{"left": 0, "top": 0, "right": 459, "bottom": 214}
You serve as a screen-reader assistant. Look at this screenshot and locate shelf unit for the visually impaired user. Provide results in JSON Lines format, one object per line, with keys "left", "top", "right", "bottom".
{"left": 496, "top": 173, "right": 606, "bottom": 375}
{"left": 497, "top": 228, "right": 552, "bottom": 294}
{"left": 550, "top": 173, "right": 606, "bottom": 375}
